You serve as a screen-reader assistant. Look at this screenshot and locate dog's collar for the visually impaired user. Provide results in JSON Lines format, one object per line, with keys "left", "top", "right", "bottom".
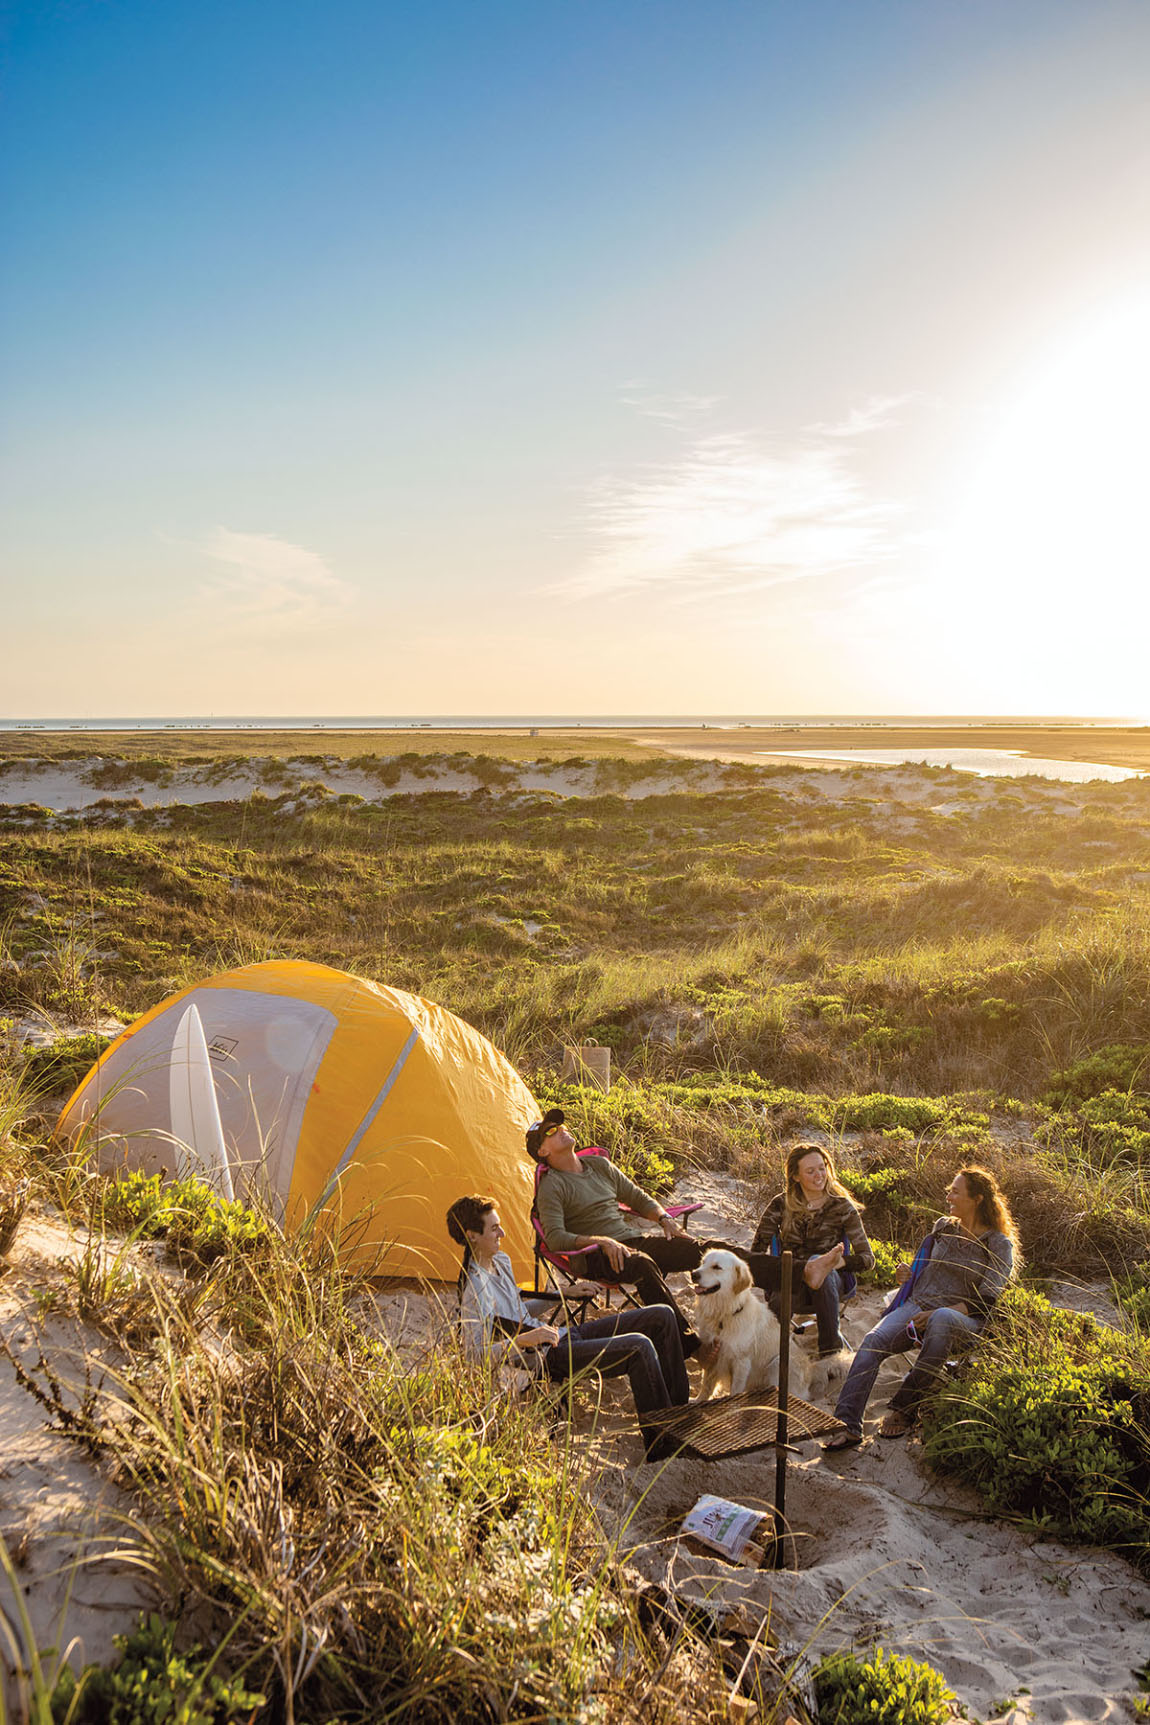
{"left": 718, "top": 1298, "right": 749, "bottom": 1331}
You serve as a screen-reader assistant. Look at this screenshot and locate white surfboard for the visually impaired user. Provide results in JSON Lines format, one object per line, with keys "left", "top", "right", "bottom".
{"left": 169, "top": 1002, "right": 235, "bottom": 1200}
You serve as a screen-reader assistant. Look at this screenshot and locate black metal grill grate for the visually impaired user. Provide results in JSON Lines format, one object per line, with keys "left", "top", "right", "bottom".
{"left": 642, "top": 1390, "right": 845, "bottom": 1461}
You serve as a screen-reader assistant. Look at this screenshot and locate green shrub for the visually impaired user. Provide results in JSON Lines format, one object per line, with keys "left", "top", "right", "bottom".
{"left": 839, "top": 1167, "right": 910, "bottom": 1208}
{"left": 100, "top": 1172, "right": 273, "bottom": 1266}
{"left": 921, "top": 1290, "right": 1150, "bottom": 1561}
{"left": 856, "top": 1236, "right": 903, "bottom": 1287}
{"left": 1037, "top": 1086, "right": 1150, "bottom": 1165}
{"left": 163, "top": 1182, "right": 273, "bottom": 1265}
{"left": 1045, "top": 1043, "right": 1150, "bottom": 1107}
{"left": 812, "top": 1645, "right": 957, "bottom": 1724}
{"left": 51, "top": 1611, "right": 264, "bottom": 1724}
{"left": 100, "top": 1170, "right": 171, "bottom": 1237}
{"left": 21, "top": 1032, "right": 110, "bottom": 1095}
{"left": 1115, "top": 1264, "right": 1150, "bottom": 1332}
{"left": 832, "top": 1093, "right": 985, "bottom": 1135}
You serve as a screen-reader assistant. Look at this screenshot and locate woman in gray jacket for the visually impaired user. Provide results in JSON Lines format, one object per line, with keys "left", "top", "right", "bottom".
{"left": 823, "top": 1165, "right": 1018, "bottom": 1448}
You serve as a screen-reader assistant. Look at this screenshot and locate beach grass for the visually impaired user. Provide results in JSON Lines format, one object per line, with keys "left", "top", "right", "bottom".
{"left": 2, "top": 1148, "right": 737, "bottom": 1725}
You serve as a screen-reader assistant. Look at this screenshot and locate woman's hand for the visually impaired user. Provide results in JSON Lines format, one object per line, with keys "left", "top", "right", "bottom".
{"left": 894, "top": 1261, "right": 913, "bottom": 1285}
{"left": 517, "top": 1326, "right": 560, "bottom": 1350}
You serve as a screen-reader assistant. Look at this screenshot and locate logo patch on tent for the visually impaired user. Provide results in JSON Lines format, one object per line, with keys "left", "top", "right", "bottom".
{"left": 207, "top": 1037, "right": 239, "bottom": 1063}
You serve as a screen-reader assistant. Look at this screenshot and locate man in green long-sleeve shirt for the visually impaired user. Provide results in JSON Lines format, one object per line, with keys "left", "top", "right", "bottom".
{"left": 529, "top": 1109, "right": 843, "bottom": 1351}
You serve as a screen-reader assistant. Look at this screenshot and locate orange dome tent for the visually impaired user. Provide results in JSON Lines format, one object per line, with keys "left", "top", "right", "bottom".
{"left": 57, "top": 960, "right": 538, "bottom": 1281}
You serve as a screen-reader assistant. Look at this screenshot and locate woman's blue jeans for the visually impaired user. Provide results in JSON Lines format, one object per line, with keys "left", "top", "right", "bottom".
{"left": 833, "top": 1301, "right": 982, "bottom": 1435}
{"left": 770, "top": 1266, "right": 847, "bottom": 1356}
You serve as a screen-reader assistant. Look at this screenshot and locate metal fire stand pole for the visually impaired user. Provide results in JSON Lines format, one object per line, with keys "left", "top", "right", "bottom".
{"left": 773, "top": 1250, "right": 794, "bottom": 1568}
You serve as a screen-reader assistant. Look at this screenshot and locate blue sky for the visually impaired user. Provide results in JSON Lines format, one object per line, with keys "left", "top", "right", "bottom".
{"left": 3, "top": 0, "right": 1149, "bottom": 716}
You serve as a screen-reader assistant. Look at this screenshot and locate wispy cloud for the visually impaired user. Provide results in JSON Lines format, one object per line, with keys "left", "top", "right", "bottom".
{"left": 812, "top": 392, "right": 921, "bottom": 438}
{"left": 197, "top": 529, "right": 355, "bottom": 632}
{"left": 617, "top": 386, "right": 724, "bottom": 428}
{"left": 558, "top": 410, "right": 911, "bottom": 602}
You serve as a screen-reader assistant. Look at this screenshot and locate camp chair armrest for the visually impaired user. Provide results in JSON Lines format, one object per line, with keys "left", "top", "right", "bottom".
{"left": 670, "top": 1201, "right": 703, "bottom": 1227}
{"left": 617, "top": 1200, "right": 703, "bottom": 1230}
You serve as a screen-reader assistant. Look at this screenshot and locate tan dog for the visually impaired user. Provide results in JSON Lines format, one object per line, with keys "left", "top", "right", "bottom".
{"left": 690, "top": 1249, "right": 812, "bottom": 1402}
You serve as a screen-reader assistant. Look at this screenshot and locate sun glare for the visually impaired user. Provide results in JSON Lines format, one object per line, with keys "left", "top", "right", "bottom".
{"left": 936, "top": 298, "right": 1150, "bottom": 708}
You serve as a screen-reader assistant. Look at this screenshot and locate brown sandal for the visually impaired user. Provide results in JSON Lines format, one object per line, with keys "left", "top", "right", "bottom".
{"left": 879, "top": 1410, "right": 913, "bottom": 1439}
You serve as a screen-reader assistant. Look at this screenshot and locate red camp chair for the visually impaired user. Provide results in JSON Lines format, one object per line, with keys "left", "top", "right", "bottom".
{"left": 531, "top": 1145, "right": 702, "bottom": 1312}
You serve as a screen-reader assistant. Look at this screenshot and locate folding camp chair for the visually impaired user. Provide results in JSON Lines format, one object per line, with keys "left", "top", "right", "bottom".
{"left": 531, "top": 1146, "right": 702, "bottom": 1313}
{"left": 763, "top": 1225, "right": 858, "bottom": 1341}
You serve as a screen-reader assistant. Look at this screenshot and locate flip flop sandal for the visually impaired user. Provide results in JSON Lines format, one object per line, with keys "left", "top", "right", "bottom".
{"left": 821, "top": 1430, "right": 863, "bottom": 1451}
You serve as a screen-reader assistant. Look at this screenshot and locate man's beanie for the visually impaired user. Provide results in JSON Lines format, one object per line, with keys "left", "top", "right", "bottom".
{"left": 525, "top": 1106, "right": 565, "bottom": 1160}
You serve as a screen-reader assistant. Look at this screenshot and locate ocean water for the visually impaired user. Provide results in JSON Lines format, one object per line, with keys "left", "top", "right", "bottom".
{"left": 767, "top": 747, "right": 1144, "bottom": 784}
{"left": 0, "top": 712, "right": 1135, "bottom": 732}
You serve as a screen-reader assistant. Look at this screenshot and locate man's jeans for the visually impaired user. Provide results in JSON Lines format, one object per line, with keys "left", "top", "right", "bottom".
{"left": 543, "top": 1306, "right": 689, "bottom": 1417}
{"left": 833, "top": 1301, "right": 982, "bottom": 1435}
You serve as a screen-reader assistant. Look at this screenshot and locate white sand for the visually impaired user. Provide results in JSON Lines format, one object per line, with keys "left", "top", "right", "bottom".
{"left": 0, "top": 1214, "right": 155, "bottom": 1708}
{"left": 0, "top": 758, "right": 733, "bottom": 814}
{"left": 0, "top": 754, "right": 1111, "bottom": 819}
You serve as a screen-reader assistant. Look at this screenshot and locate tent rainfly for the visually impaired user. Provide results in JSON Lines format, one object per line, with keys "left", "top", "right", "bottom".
{"left": 58, "top": 960, "right": 539, "bottom": 1281}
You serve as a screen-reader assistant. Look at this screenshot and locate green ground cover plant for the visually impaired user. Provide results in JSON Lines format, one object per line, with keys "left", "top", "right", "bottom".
{"left": 921, "top": 1287, "right": 1150, "bottom": 1565}
{"left": 812, "top": 1645, "right": 958, "bottom": 1724}
{"left": 1116, "top": 1264, "right": 1150, "bottom": 1330}
{"left": 96, "top": 1169, "right": 276, "bottom": 1265}
{"left": 50, "top": 1611, "right": 265, "bottom": 1725}
{"left": 19, "top": 1033, "right": 113, "bottom": 1096}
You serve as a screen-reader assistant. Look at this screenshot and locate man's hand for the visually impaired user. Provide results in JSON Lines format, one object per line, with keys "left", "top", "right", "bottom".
{"left": 590, "top": 1236, "right": 627, "bottom": 1272}
{"left": 894, "top": 1261, "right": 913, "bottom": 1286}
{"left": 657, "top": 1213, "right": 687, "bottom": 1239}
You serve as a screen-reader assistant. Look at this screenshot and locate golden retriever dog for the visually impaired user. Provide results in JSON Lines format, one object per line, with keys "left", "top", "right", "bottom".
{"left": 689, "top": 1249, "right": 854, "bottom": 1404}
{"left": 690, "top": 1249, "right": 808, "bottom": 1401}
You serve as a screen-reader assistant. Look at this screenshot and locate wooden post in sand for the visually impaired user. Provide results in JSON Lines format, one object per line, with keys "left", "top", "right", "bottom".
{"left": 560, "top": 1041, "right": 611, "bottom": 1091}
{"left": 773, "top": 1251, "right": 794, "bottom": 1568}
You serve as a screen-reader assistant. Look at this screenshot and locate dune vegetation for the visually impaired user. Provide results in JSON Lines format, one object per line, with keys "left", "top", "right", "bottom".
{"left": 2, "top": 748, "right": 1150, "bottom": 1720}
